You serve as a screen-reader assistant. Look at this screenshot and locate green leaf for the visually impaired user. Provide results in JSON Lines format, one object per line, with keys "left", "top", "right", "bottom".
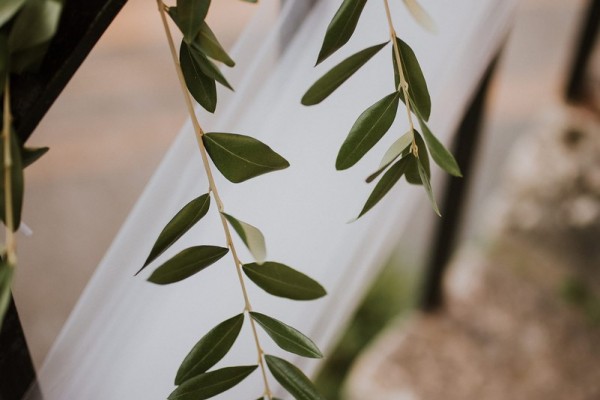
{"left": 20, "top": 146, "right": 49, "bottom": 168}
{"left": 0, "top": 128, "right": 24, "bottom": 231}
{"left": 203, "top": 132, "right": 289, "bottom": 183}
{"left": 192, "top": 21, "right": 235, "bottom": 67}
{"left": 0, "top": 0, "right": 27, "bottom": 28}
{"left": 265, "top": 355, "right": 324, "bottom": 400}
{"left": 250, "top": 312, "right": 322, "bottom": 358}
{"left": 316, "top": 0, "right": 368, "bottom": 65}
{"left": 404, "top": 131, "right": 430, "bottom": 185}
{"left": 417, "top": 156, "right": 440, "bottom": 216}
{"left": 8, "top": 0, "right": 62, "bottom": 52}
{"left": 180, "top": 40, "right": 217, "bottom": 113}
{"left": 392, "top": 37, "right": 431, "bottom": 121}
{"left": 139, "top": 193, "right": 211, "bottom": 274}
{"left": 168, "top": 365, "right": 257, "bottom": 400}
{"left": 358, "top": 157, "right": 410, "bottom": 218}
{"left": 148, "top": 246, "right": 228, "bottom": 285}
{"left": 336, "top": 92, "right": 400, "bottom": 170}
{"left": 0, "top": 260, "right": 14, "bottom": 332}
{"left": 243, "top": 262, "right": 326, "bottom": 301}
{"left": 302, "top": 42, "right": 388, "bottom": 106}
{"left": 222, "top": 213, "right": 266, "bottom": 264}
{"left": 402, "top": 0, "right": 437, "bottom": 32}
{"left": 365, "top": 130, "right": 412, "bottom": 183}
{"left": 185, "top": 42, "right": 232, "bottom": 90}
{"left": 175, "top": 314, "right": 244, "bottom": 385}
{"left": 418, "top": 118, "right": 461, "bottom": 177}
{"left": 176, "top": 0, "right": 210, "bottom": 43}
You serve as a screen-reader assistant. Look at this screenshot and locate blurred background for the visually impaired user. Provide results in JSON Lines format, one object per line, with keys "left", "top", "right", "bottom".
{"left": 12, "top": 0, "right": 599, "bottom": 398}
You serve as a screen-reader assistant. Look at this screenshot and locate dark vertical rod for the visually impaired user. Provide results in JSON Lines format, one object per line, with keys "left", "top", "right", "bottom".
{"left": 565, "top": 0, "right": 599, "bottom": 103}
{"left": 420, "top": 54, "right": 501, "bottom": 312}
{"left": 0, "top": 299, "right": 36, "bottom": 400}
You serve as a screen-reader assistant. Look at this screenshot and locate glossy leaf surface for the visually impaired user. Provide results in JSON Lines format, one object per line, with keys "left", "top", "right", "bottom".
{"left": 176, "top": 0, "right": 210, "bottom": 43}
{"left": 187, "top": 44, "right": 232, "bottom": 90}
{"left": 203, "top": 132, "right": 289, "bottom": 183}
{"left": 250, "top": 312, "right": 322, "bottom": 358}
{"left": 175, "top": 314, "right": 244, "bottom": 385}
{"left": 418, "top": 118, "right": 461, "bottom": 177}
{"left": 316, "top": 0, "right": 368, "bottom": 65}
{"left": 393, "top": 37, "right": 431, "bottom": 121}
{"left": 168, "top": 365, "right": 257, "bottom": 400}
{"left": 358, "top": 157, "right": 409, "bottom": 218}
{"left": 265, "top": 355, "right": 324, "bottom": 400}
{"left": 140, "top": 194, "right": 211, "bottom": 273}
{"left": 180, "top": 41, "right": 217, "bottom": 113}
{"left": 192, "top": 21, "right": 235, "bottom": 67}
{"left": 243, "top": 262, "right": 326, "bottom": 301}
{"left": 222, "top": 213, "right": 266, "bottom": 263}
{"left": 148, "top": 246, "right": 228, "bottom": 285}
{"left": 302, "top": 42, "right": 388, "bottom": 106}
{"left": 336, "top": 92, "right": 400, "bottom": 170}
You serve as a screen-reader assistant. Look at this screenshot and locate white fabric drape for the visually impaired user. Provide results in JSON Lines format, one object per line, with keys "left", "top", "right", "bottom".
{"left": 37, "top": 0, "right": 515, "bottom": 398}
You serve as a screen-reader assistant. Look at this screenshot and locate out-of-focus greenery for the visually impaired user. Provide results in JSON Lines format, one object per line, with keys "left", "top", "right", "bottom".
{"left": 561, "top": 276, "right": 600, "bottom": 326}
{"left": 315, "top": 258, "right": 419, "bottom": 399}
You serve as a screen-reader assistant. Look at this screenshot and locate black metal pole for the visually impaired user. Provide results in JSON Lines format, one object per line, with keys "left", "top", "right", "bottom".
{"left": 420, "top": 53, "right": 501, "bottom": 312}
{"left": 565, "top": 0, "right": 599, "bottom": 103}
{"left": 0, "top": 300, "right": 37, "bottom": 400}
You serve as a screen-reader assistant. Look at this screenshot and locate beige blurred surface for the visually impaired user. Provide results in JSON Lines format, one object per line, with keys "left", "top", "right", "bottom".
{"left": 11, "top": 0, "right": 589, "bottom": 369}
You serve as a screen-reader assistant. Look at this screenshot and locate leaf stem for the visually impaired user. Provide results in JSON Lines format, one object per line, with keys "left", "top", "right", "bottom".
{"left": 156, "top": 2, "right": 272, "bottom": 398}
{"left": 2, "top": 78, "right": 16, "bottom": 266}
{"left": 383, "top": 0, "right": 418, "bottom": 156}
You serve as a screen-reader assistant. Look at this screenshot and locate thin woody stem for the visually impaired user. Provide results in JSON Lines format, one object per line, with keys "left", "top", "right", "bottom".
{"left": 383, "top": 0, "right": 419, "bottom": 156}
{"left": 2, "top": 78, "right": 16, "bottom": 266}
{"left": 156, "top": 2, "right": 273, "bottom": 398}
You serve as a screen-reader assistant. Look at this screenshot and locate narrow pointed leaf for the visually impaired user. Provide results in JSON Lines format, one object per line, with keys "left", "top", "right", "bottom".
{"left": 418, "top": 118, "right": 461, "bottom": 177}
{"left": 175, "top": 314, "right": 244, "bottom": 385}
{"left": 186, "top": 43, "right": 233, "bottom": 90}
{"left": 8, "top": 0, "right": 62, "bottom": 52}
{"left": 336, "top": 92, "right": 400, "bottom": 170}
{"left": 358, "top": 157, "right": 410, "bottom": 218}
{"left": 0, "top": 0, "right": 27, "bottom": 27}
{"left": 169, "top": 365, "right": 257, "bottom": 400}
{"left": 405, "top": 131, "right": 430, "bottom": 185}
{"left": 180, "top": 41, "right": 217, "bottom": 113}
{"left": 418, "top": 157, "right": 441, "bottom": 216}
{"left": 148, "top": 246, "right": 228, "bottom": 284}
{"left": 0, "top": 129, "right": 24, "bottom": 231}
{"left": 250, "top": 312, "right": 322, "bottom": 358}
{"left": 139, "top": 193, "right": 211, "bottom": 273}
{"left": 366, "top": 130, "right": 412, "bottom": 183}
{"left": 243, "top": 262, "right": 326, "bottom": 300}
{"left": 192, "top": 21, "right": 235, "bottom": 67}
{"left": 393, "top": 37, "right": 431, "bottom": 121}
{"left": 21, "top": 146, "right": 49, "bottom": 168}
{"left": 222, "top": 213, "right": 266, "bottom": 264}
{"left": 403, "top": 0, "right": 437, "bottom": 32}
{"left": 265, "top": 355, "right": 325, "bottom": 400}
{"left": 0, "top": 261, "right": 14, "bottom": 332}
{"left": 176, "top": 0, "right": 210, "bottom": 43}
{"left": 316, "top": 0, "right": 368, "bottom": 65}
{"left": 302, "top": 42, "right": 388, "bottom": 106}
{"left": 203, "top": 132, "right": 289, "bottom": 183}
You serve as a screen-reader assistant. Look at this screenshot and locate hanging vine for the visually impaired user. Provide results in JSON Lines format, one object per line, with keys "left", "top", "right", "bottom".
{"left": 137, "top": 0, "right": 327, "bottom": 398}
{"left": 0, "top": 0, "right": 62, "bottom": 329}
{"left": 303, "top": 0, "right": 461, "bottom": 219}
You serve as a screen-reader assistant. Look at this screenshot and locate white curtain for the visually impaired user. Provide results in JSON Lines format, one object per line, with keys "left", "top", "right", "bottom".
{"left": 36, "top": 0, "right": 515, "bottom": 398}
